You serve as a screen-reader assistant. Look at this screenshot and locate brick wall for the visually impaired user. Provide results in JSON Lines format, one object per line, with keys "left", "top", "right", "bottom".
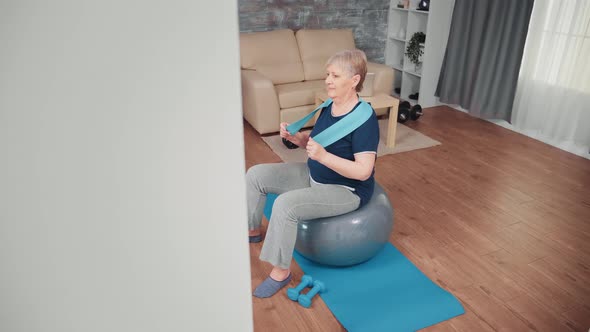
{"left": 238, "top": 0, "right": 390, "bottom": 63}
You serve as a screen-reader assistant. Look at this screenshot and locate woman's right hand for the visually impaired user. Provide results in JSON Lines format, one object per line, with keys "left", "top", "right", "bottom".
{"left": 279, "top": 122, "right": 292, "bottom": 139}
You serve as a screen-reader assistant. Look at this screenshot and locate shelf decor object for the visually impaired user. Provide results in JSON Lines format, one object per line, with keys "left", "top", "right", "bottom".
{"left": 405, "top": 32, "right": 426, "bottom": 72}
{"left": 417, "top": 0, "right": 430, "bottom": 11}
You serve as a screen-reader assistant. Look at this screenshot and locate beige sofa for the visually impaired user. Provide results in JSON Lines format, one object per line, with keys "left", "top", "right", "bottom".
{"left": 240, "top": 29, "right": 394, "bottom": 135}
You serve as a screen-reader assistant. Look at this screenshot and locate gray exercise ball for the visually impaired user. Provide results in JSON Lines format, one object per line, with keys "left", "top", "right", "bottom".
{"left": 295, "top": 182, "right": 394, "bottom": 266}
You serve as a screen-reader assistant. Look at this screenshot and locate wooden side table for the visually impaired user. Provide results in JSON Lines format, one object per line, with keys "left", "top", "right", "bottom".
{"left": 314, "top": 92, "right": 400, "bottom": 147}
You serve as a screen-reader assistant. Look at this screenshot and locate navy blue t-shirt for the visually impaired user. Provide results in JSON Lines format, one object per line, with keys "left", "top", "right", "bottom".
{"left": 307, "top": 102, "right": 380, "bottom": 207}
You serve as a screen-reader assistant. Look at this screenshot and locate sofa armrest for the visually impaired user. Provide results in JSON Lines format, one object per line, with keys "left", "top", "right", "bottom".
{"left": 241, "top": 70, "right": 281, "bottom": 134}
{"left": 367, "top": 62, "right": 394, "bottom": 95}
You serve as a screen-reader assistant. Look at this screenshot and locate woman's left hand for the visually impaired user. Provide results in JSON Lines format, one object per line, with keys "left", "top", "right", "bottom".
{"left": 306, "top": 137, "right": 327, "bottom": 161}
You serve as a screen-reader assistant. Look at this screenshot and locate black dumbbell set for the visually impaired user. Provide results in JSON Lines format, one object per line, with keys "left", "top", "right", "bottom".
{"left": 394, "top": 88, "right": 423, "bottom": 124}
{"left": 397, "top": 100, "right": 423, "bottom": 124}
{"left": 282, "top": 137, "right": 299, "bottom": 149}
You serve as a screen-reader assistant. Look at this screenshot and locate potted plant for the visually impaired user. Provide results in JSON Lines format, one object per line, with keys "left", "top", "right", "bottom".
{"left": 405, "top": 32, "right": 426, "bottom": 72}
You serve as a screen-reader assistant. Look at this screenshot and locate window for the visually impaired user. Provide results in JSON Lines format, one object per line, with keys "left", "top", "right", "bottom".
{"left": 532, "top": 0, "right": 590, "bottom": 93}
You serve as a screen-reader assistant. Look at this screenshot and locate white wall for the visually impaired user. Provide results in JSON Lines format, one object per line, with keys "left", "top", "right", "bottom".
{"left": 0, "top": 1, "right": 253, "bottom": 331}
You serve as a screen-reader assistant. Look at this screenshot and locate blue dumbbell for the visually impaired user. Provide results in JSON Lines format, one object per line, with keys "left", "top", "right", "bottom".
{"left": 287, "top": 275, "right": 313, "bottom": 301}
{"left": 298, "top": 280, "right": 325, "bottom": 308}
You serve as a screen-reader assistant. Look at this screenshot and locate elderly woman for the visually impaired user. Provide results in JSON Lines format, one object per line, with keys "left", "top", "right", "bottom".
{"left": 246, "top": 49, "right": 380, "bottom": 298}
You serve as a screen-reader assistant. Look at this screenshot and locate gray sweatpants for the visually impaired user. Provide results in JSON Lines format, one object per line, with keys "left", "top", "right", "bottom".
{"left": 246, "top": 162, "right": 360, "bottom": 269}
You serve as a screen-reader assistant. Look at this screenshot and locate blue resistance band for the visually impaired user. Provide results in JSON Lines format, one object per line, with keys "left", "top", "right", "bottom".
{"left": 286, "top": 98, "right": 373, "bottom": 148}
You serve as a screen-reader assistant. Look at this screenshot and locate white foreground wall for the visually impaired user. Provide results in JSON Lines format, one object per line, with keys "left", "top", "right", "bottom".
{"left": 0, "top": 1, "right": 252, "bottom": 331}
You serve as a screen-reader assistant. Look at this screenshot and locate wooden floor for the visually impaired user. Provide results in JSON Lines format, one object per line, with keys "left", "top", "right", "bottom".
{"left": 243, "top": 105, "right": 590, "bottom": 332}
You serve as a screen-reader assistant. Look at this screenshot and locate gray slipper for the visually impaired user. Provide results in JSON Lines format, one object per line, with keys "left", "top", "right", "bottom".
{"left": 253, "top": 273, "right": 292, "bottom": 298}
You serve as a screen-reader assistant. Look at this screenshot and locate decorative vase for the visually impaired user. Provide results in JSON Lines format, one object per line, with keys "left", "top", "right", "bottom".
{"left": 414, "top": 62, "right": 422, "bottom": 74}
{"left": 417, "top": 0, "right": 430, "bottom": 11}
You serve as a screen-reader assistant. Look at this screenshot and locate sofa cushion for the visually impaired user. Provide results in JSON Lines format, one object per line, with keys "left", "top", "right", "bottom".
{"left": 240, "top": 29, "right": 304, "bottom": 85}
{"left": 280, "top": 105, "right": 318, "bottom": 128}
{"left": 296, "top": 29, "right": 356, "bottom": 81}
{"left": 275, "top": 80, "right": 325, "bottom": 109}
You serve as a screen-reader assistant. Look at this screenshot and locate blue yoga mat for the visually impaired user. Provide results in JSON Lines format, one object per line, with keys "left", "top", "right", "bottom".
{"left": 264, "top": 193, "right": 464, "bottom": 332}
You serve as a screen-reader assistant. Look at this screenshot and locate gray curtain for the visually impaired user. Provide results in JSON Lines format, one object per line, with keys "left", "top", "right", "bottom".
{"left": 435, "top": 0, "right": 534, "bottom": 121}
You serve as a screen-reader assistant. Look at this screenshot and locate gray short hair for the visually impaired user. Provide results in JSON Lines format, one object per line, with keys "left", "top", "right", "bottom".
{"left": 326, "top": 49, "right": 368, "bottom": 92}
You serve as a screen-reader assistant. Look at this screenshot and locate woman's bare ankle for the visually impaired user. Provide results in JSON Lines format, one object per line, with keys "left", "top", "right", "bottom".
{"left": 249, "top": 229, "right": 261, "bottom": 236}
{"left": 269, "top": 267, "right": 290, "bottom": 281}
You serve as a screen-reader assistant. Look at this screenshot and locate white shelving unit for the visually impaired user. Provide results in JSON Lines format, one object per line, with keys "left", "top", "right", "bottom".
{"left": 385, "top": 0, "right": 455, "bottom": 108}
